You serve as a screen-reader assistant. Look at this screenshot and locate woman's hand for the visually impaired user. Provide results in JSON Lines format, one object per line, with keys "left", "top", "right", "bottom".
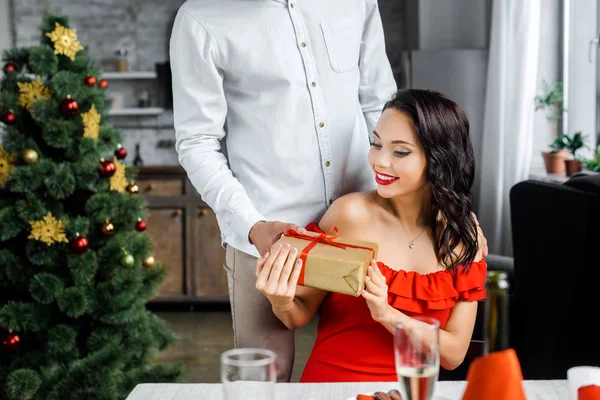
{"left": 255, "top": 243, "right": 303, "bottom": 310}
{"left": 361, "top": 260, "right": 393, "bottom": 324}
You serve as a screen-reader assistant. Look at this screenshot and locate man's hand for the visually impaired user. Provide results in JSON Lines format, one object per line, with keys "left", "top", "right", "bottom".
{"left": 471, "top": 212, "right": 489, "bottom": 257}
{"left": 249, "top": 221, "right": 304, "bottom": 257}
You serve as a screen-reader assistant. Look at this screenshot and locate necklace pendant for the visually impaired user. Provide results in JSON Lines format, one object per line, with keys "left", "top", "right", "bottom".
{"left": 409, "top": 241, "right": 415, "bottom": 249}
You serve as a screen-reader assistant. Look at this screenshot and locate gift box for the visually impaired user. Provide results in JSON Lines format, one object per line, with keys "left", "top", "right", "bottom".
{"left": 276, "top": 227, "right": 378, "bottom": 296}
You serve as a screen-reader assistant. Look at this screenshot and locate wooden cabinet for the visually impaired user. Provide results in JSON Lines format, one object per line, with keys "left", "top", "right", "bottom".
{"left": 135, "top": 166, "right": 228, "bottom": 303}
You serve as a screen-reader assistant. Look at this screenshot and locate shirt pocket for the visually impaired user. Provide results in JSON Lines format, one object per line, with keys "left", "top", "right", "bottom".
{"left": 320, "top": 19, "right": 362, "bottom": 73}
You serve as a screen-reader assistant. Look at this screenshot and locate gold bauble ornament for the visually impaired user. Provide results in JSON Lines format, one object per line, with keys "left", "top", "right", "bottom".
{"left": 126, "top": 181, "right": 139, "bottom": 194}
{"left": 143, "top": 256, "right": 156, "bottom": 269}
{"left": 23, "top": 149, "right": 38, "bottom": 164}
{"left": 101, "top": 220, "right": 115, "bottom": 235}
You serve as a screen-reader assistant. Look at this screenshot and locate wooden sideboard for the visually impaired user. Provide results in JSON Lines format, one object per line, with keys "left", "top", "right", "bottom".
{"left": 135, "top": 166, "right": 228, "bottom": 303}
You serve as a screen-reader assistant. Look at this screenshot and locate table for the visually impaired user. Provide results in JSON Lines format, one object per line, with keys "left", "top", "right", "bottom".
{"left": 126, "top": 380, "right": 568, "bottom": 399}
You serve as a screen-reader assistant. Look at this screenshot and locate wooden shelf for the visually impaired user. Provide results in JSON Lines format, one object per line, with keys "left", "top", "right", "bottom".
{"left": 107, "top": 107, "right": 164, "bottom": 116}
{"left": 102, "top": 71, "right": 157, "bottom": 80}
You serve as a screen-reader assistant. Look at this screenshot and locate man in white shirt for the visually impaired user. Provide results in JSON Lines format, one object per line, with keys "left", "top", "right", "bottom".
{"left": 170, "top": 0, "right": 397, "bottom": 382}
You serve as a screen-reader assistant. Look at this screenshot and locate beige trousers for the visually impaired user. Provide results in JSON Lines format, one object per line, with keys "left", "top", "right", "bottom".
{"left": 224, "top": 245, "right": 295, "bottom": 382}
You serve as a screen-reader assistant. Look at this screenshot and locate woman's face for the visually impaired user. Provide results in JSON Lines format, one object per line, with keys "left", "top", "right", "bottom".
{"left": 368, "top": 108, "right": 428, "bottom": 199}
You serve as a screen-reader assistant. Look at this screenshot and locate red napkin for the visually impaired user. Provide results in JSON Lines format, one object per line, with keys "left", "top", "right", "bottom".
{"left": 461, "top": 348, "right": 526, "bottom": 400}
{"left": 357, "top": 396, "right": 375, "bottom": 400}
{"left": 579, "top": 385, "right": 600, "bottom": 400}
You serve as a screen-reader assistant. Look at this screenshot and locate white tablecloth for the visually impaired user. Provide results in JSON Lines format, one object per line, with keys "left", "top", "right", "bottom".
{"left": 126, "top": 380, "right": 568, "bottom": 400}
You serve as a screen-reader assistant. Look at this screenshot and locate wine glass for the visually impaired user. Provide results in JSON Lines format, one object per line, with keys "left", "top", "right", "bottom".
{"left": 220, "top": 348, "right": 277, "bottom": 400}
{"left": 394, "top": 317, "right": 440, "bottom": 400}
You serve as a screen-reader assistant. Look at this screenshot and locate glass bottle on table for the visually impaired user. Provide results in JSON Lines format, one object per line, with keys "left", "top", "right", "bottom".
{"left": 484, "top": 271, "right": 510, "bottom": 354}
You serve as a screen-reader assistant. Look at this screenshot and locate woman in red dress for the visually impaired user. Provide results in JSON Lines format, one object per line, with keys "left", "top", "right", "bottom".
{"left": 255, "top": 89, "right": 487, "bottom": 382}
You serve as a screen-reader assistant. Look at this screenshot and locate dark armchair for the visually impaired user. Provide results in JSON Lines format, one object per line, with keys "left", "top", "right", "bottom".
{"left": 509, "top": 173, "right": 600, "bottom": 379}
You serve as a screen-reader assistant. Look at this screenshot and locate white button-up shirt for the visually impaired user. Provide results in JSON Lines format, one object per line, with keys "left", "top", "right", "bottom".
{"left": 170, "top": 0, "right": 396, "bottom": 257}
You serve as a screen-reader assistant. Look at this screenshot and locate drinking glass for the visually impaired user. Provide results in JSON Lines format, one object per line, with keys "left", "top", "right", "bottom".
{"left": 394, "top": 317, "right": 440, "bottom": 400}
{"left": 220, "top": 348, "right": 276, "bottom": 400}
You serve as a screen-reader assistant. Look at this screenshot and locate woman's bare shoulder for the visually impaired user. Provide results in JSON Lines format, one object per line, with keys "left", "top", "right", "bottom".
{"left": 318, "top": 191, "right": 380, "bottom": 233}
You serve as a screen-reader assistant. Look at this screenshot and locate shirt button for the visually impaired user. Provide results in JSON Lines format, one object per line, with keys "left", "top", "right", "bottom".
{"left": 325, "top": 161, "right": 331, "bottom": 167}
{"left": 319, "top": 122, "right": 324, "bottom": 128}
{"left": 290, "top": 3, "right": 295, "bottom": 7}
{"left": 301, "top": 42, "right": 307, "bottom": 47}
{"left": 312, "top": 82, "right": 316, "bottom": 87}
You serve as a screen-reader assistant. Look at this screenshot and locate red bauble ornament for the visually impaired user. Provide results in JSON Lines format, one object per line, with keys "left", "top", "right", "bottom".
{"left": 1, "top": 111, "right": 15, "bottom": 125}
{"left": 3, "top": 63, "right": 17, "bottom": 73}
{"left": 84, "top": 76, "right": 97, "bottom": 87}
{"left": 98, "top": 159, "right": 116, "bottom": 178}
{"left": 115, "top": 145, "right": 127, "bottom": 160}
{"left": 2, "top": 330, "right": 21, "bottom": 352}
{"left": 98, "top": 79, "right": 108, "bottom": 89}
{"left": 59, "top": 96, "right": 79, "bottom": 118}
{"left": 135, "top": 219, "right": 147, "bottom": 232}
{"left": 70, "top": 234, "right": 89, "bottom": 255}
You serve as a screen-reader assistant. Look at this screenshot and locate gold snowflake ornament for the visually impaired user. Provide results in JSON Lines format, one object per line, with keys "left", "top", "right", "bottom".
{"left": 46, "top": 22, "right": 84, "bottom": 61}
{"left": 81, "top": 104, "right": 100, "bottom": 139}
{"left": 28, "top": 211, "right": 69, "bottom": 246}
{"left": 18, "top": 76, "right": 52, "bottom": 110}
{"left": 0, "top": 145, "right": 15, "bottom": 188}
{"left": 110, "top": 157, "right": 127, "bottom": 193}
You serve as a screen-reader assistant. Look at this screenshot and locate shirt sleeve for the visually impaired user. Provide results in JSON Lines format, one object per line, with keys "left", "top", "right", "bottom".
{"left": 359, "top": 0, "right": 397, "bottom": 134}
{"left": 170, "top": 8, "right": 265, "bottom": 242}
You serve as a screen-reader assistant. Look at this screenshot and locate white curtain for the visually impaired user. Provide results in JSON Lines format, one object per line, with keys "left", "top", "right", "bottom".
{"left": 477, "top": 0, "right": 541, "bottom": 256}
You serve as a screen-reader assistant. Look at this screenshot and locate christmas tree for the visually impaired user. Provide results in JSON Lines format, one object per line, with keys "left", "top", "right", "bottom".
{"left": 0, "top": 13, "right": 183, "bottom": 400}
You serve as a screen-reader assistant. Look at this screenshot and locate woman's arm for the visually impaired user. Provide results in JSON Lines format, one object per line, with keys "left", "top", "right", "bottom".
{"left": 380, "top": 301, "right": 478, "bottom": 370}
{"left": 362, "top": 264, "right": 478, "bottom": 370}
{"left": 255, "top": 244, "right": 327, "bottom": 330}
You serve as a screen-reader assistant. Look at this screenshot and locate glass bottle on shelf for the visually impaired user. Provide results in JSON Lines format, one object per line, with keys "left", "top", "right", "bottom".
{"left": 133, "top": 143, "right": 144, "bottom": 167}
{"left": 115, "top": 48, "right": 128, "bottom": 72}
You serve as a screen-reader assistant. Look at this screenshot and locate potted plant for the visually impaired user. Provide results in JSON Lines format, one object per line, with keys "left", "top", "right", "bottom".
{"left": 563, "top": 131, "right": 588, "bottom": 176}
{"left": 583, "top": 146, "right": 600, "bottom": 172}
{"left": 541, "top": 136, "right": 570, "bottom": 174}
{"left": 535, "top": 81, "right": 568, "bottom": 173}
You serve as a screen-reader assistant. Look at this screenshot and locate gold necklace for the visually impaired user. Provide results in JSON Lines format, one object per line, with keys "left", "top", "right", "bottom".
{"left": 398, "top": 217, "right": 426, "bottom": 249}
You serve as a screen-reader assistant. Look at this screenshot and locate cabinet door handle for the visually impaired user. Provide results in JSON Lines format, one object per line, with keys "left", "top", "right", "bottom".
{"left": 146, "top": 183, "right": 156, "bottom": 191}
{"left": 173, "top": 209, "right": 183, "bottom": 217}
{"left": 198, "top": 208, "right": 209, "bottom": 217}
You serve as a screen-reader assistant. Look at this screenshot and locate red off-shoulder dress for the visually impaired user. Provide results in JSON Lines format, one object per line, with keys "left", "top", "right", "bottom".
{"left": 299, "top": 223, "right": 487, "bottom": 382}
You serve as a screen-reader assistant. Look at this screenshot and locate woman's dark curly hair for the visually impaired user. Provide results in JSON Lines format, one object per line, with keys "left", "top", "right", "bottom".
{"left": 383, "top": 88, "right": 479, "bottom": 269}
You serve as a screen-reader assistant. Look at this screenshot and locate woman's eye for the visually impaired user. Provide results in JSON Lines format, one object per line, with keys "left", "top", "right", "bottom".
{"left": 394, "top": 151, "right": 411, "bottom": 157}
{"left": 370, "top": 141, "right": 382, "bottom": 149}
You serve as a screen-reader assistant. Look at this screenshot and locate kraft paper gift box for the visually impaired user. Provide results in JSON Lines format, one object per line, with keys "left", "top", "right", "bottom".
{"left": 275, "top": 228, "right": 378, "bottom": 296}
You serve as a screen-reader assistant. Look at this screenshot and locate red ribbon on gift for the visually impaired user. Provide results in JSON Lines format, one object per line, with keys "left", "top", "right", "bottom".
{"left": 282, "top": 227, "right": 376, "bottom": 285}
